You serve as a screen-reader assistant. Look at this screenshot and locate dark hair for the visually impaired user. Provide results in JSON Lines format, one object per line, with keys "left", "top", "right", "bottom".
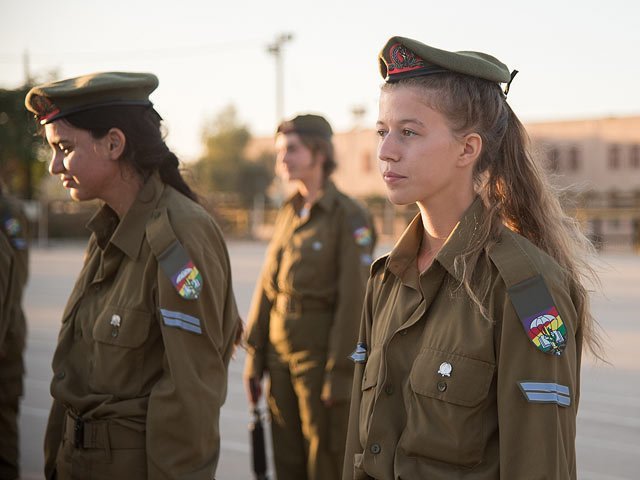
{"left": 63, "top": 105, "right": 198, "bottom": 202}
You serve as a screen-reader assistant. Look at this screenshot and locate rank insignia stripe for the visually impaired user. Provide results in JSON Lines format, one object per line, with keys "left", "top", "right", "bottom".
{"left": 160, "top": 308, "right": 202, "bottom": 335}
{"left": 518, "top": 381, "right": 571, "bottom": 407}
{"left": 349, "top": 342, "right": 368, "bottom": 363}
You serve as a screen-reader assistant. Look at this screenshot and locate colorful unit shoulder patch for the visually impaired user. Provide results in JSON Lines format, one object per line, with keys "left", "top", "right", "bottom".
{"left": 349, "top": 342, "right": 368, "bottom": 363}
{"left": 3, "top": 216, "right": 27, "bottom": 250}
{"left": 518, "top": 381, "right": 571, "bottom": 407}
{"left": 507, "top": 275, "right": 567, "bottom": 356}
{"left": 171, "top": 260, "right": 203, "bottom": 300}
{"left": 353, "top": 226, "right": 373, "bottom": 246}
{"left": 157, "top": 240, "right": 203, "bottom": 300}
{"left": 522, "top": 306, "right": 566, "bottom": 355}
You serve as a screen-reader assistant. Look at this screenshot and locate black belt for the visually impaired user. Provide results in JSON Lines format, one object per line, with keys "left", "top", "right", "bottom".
{"left": 275, "top": 294, "right": 331, "bottom": 315}
{"left": 64, "top": 412, "right": 145, "bottom": 450}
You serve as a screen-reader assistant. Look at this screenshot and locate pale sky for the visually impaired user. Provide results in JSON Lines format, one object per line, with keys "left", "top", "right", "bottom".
{"left": 1, "top": 0, "right": 638, "bottom": 161}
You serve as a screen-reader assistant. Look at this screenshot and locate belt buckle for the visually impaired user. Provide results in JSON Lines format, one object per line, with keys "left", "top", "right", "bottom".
{"left": 73, "top": 417, "right": 85, "bottom": 449}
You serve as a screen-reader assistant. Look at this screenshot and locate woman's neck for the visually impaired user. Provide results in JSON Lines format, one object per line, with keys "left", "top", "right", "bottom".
{"left": 103, "top": 169, "right": 144, "bottom": 219}
{"left": 297, "top": 176, "right": 324, "bottom": 206}
{"left": 416, "top": 190, "right": 475, "bottom": 272}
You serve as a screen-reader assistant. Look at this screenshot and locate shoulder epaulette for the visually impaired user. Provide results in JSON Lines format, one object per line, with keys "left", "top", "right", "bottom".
{"left": 488, "top": 228, "right": 567, "bottom": 356}
{"left": 146, "top": 208, "right": 203, "bottom": 300}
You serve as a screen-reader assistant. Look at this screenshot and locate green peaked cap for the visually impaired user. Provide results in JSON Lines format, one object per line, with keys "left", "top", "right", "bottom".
{"left": 379, "top": 36, "right": 512, "bottom": 84}
{"left": 25, "top": 71, "right": 158, "bottom": 125}
{"left": 277, "top": 114, "right": 333, "bottom": 140}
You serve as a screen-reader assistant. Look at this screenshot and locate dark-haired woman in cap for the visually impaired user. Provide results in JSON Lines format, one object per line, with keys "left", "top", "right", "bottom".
{"left": 26, "top": 72, "right": 241, "bottom": 480}
{"left": 343, "top": 38, "right": 602, "bottom": 479}
{"left": 243, "top": 114, "right": 376, "bottom": 480}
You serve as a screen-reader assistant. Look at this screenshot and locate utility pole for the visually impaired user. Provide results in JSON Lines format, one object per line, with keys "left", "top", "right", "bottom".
{"left": 23, "top": 50, "right": 32, "bottom": 86}
{"left": 267, "top": 33, "right": 294, "bottom": 125}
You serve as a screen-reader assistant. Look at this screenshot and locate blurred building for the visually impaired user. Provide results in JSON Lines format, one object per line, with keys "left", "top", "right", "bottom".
{"left": 247, "top": 115, "right": 640, "bottom": 251}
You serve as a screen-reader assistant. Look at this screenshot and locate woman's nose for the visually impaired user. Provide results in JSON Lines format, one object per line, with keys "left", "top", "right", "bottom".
{"left": 48, "top": 151, "right": 65, "bottom": 176}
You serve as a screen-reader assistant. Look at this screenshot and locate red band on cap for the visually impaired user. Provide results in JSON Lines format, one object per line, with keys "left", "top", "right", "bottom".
{"left": 386, "top": 43, "right": 425, "bottom": 76}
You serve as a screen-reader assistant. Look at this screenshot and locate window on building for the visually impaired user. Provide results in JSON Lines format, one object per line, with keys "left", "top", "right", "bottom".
{"left": 608, "top": 145, "right": 620, "bottom": 169}
{"left": 568, "top": 146, "right": 580, "bottom": 171}
{"left": 631, "top": 145, "right": 640, "bottom": 168}
{"left": 547, "top": 147, "right": 560, "bottom": 172}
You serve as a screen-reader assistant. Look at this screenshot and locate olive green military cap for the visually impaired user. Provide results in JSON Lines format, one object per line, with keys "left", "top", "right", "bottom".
{"left": 25, "top": 71, "right": 158, "bottom": 125}
{"left": 379, "top": 36, "right": 513, "bottom": 85}
{"left": 277, "top": 114, "right": 333, "bottom": 140}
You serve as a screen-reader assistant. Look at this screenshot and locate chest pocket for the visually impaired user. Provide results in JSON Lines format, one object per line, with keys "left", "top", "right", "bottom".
{"left": 90, "top": 306, "right": 153, "bottom": 397}
{"left": 404, "top": 348, "right": 495, "bottom": 468}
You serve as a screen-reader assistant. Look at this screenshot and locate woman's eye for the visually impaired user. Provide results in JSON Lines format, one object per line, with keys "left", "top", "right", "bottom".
{"left": 59, "top": 145, "right": 72, "bottom": 155}
{"left": 376, "top": 129, "right": 387, "bottom": 138}
{"left": 402, "top": 129, "right": 416, "bottom": 137}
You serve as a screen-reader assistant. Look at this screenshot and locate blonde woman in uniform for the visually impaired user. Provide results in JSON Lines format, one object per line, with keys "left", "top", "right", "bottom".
{"left": 343, "top": 37, "right": 601, "bottom": 479}
{"left": 25, "top": 72, "right": 241, "bottom": 480}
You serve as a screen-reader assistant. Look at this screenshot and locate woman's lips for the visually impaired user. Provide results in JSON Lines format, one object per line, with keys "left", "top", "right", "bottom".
{"left": 382, "top": 171, "right": 406, "bottom": 184}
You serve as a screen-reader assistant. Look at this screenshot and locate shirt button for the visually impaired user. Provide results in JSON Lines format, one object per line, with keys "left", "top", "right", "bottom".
{"left": 370, "top": 443, "right": 381, "bottom": 455}
{"left": 437, "top": 381, "right": 447, "bottom": 392}
{"left": 384, "top": 384, "right": 394, "bottom": 395}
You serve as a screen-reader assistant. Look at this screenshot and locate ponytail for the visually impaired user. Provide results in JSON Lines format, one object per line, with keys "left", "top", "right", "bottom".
{"left": 64, "top": 105, "right": 199, "bottom": 203}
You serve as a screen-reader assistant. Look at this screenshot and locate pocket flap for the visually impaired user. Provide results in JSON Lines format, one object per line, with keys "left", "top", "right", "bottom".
{"left": 93, "top": 306, "right": 152, "bottom": 348}
{"left": 410, "top": 349, "right": 494, "bottom": 407}
{"left": 361, "top": 347, "right": 381, "bottom": 391}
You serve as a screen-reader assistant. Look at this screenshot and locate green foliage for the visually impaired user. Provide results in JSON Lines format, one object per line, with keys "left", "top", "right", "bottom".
{"left": 196, "top": 105, "right": 274, "bottom": 207}
{"left": 0, "top": 87, "right": 47, "bottom": 199}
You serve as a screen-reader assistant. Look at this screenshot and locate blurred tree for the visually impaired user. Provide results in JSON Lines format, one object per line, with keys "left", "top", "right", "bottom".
{"left": 0, "top": 86, "right": 47, "bottom": 199}
{"left": 195, "top": 105, "right": 274, "bottom": 207}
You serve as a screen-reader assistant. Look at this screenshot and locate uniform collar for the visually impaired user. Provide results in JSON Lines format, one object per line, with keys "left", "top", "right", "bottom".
{"left": 87, "top": 171, "right": 165, "bottom": 259}
{"left": 434, "top": 196, "right": 486, "bottom": 282}
{"left": 385, "top": 196, "right": 486, "bottom": 286}
{"left": 386, "top": 214, "right": 422, "bottom": 290}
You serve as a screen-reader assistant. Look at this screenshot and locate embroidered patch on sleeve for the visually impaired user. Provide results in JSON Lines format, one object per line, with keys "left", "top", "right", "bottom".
{"left": 349, "top": 342, "right": 368, "bottom": 363}
{"left": 522, "top": 306, "right": 567, "bottom": 355}
{"left": 157, "top": 241, "right": 203, "bottom": 300}
{"left": 518, "top": 381, "right": 571, "bottom": 407}
{"left": 507, "top": 275, "right": 567, "bottom": 356}
{"left": 3, "top": 216, "right": 27, "bottom": 250}
{"left": 160, "top": 308, "right": 202, "bottom": 334}
{"left": 353, "top": 226, "right": 373, "bottom": 247}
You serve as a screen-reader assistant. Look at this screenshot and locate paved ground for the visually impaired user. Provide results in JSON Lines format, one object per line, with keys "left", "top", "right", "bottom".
{"left": 15, "top": 241, "right": 640, "bottom": 479}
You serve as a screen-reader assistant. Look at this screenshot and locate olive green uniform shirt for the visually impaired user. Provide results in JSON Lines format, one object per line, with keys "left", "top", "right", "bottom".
{"left": 0, "top": 192, "right": 29, "bottom": 397}
{"left": 344, "top": 197, "right": 582, "bottom": 479}
{"left": 44, "top": 173, "right": 240, "bottom": 479}
{"left": 244, "top": 180, "right": 376, "bottom": 401}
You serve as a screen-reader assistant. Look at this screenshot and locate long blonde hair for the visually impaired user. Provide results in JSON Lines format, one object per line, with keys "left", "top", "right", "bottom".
{"left": 383, "top": 74, "right": 603, "bottom": 359}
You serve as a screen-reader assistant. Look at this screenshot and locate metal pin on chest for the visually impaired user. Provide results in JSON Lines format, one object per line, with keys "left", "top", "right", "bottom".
{"left": 110, "top": 314, "right": 121, "bottom": 337}
{"left": 437, "top": 362, "right": 452, "bottom": 377}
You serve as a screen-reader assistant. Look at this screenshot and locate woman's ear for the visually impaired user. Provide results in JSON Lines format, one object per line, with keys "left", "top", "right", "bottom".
{"left": 106, "top": 128, "right": 126, "bottom": 160}
{"left": 458, "top": 133, "right": 482, "bottom": 168}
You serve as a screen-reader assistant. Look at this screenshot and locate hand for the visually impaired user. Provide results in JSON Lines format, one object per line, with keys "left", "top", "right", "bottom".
{"left": 321, "top": 391, "right": 334, "bottom": 408}
{"left": 245, "top": 376, "right": 263, "bottom": 406}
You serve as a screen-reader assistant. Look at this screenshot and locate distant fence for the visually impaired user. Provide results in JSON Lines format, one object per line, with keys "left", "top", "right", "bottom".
{"left": 17, "top": 199, "right": 640, "bottom": 254}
